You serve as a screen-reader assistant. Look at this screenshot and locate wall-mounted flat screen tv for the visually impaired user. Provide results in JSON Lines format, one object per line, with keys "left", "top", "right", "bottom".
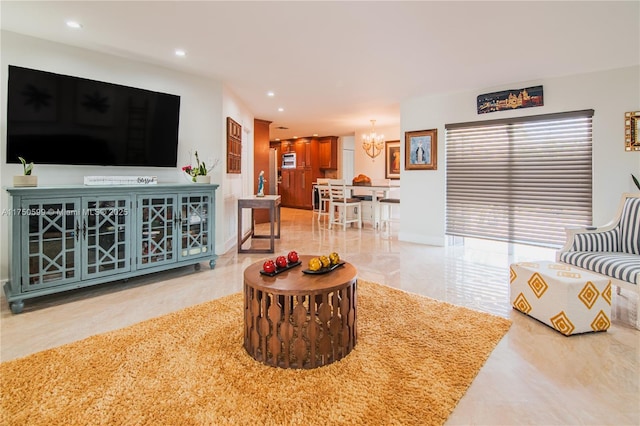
{"left": 6, "top": 65, "right": 180, "bottom": 167}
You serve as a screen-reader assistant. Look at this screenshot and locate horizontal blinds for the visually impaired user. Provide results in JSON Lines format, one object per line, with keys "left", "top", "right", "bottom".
{"left": 445, "top": 111, "right": 593, "bottom": 248}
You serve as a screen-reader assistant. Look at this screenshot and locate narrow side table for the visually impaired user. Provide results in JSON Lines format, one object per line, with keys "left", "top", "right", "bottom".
{"left": 237, "top": 195, "right": 281, "bottom": 253}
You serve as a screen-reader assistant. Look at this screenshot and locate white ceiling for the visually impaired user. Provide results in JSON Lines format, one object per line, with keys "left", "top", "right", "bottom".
{"left": 2, "top": 1, "right": 639, "bottom": 140}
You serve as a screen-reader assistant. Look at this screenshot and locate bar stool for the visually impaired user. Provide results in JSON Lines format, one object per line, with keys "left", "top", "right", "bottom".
{"left": 379, "top": 198, "right": 400, "bottom": 231}
{"left": 315, "top": 178, "right": 331, "bottom": 223}
{"left": 328, "top": 179, "right": 362, "bottom": 230}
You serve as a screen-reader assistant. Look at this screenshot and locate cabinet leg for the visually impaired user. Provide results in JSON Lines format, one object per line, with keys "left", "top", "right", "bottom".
{"left": 209, "top": 258, "right": 217, "bottom": 269}
{"left": 10, "top": 300, "right": 24, "bottom": 314}
{"left": 194, "top": 263, "right": 201, "bottom": 271}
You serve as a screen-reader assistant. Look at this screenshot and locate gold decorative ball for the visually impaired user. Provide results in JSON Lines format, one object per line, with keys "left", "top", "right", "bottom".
{"left": 308, "top": 257, "right": 322, "bottom": 271}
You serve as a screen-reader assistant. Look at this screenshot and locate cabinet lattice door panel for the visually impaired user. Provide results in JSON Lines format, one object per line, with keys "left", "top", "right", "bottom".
{"left": 179, "top": 194, "right": 211, "bottom": 259}
{"left": 138, "top": 195, "right": 176, "bottom": 268}
{"left": 23, "top": 199, "right": 80, "bottom": 291}
{"left": 83, "top": 197, "right": 131, "bottom": 279}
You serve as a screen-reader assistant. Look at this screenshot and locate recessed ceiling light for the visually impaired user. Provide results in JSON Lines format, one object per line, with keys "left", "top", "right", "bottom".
{"left": 66, "top": 20, "right": 82, "bottom": 29}
{"left": 278, "top": 107, "right": 284, "bottom": 112}
{"left": 175, "top": 49, "right": 186, "bottom": 57}
{"left": 267, "top": 91, "right": 275, "bottom": 97}
{"left": 275, "top": 138, "right": 280, "bottom": 141}
{"left": 293, "top": 136, "right": 297, "bottom": 139}
{"left": 313, "top": 133, "right": 318, "bottom": 137}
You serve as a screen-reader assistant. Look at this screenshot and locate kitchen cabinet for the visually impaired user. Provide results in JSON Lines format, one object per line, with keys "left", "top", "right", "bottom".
{"left": 294, "top": 139, "right": 313, "bottom": 168}
{"left": 318, "top": 136, "right": 338, "bottom": 169}
{"left": 275, "top": 136, "right": 337, "bottom": 209}
{"left": 281, "top": 141, "right": 293, "bottom": 153}
{"left": 4, "top": 183, "right": 218, "bottom": 313}
{"left": 280, "top": 169, "right": 313, "bottom": 209}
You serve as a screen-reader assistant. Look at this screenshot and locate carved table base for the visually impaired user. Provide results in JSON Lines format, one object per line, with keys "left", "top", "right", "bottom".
{"left": 243, "top": 255, "right": 357, "bottom": 369}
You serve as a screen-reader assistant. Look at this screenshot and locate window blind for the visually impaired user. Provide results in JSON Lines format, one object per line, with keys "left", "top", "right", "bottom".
{"left": 445, "top": 110, "right": 593, "bottom": 248}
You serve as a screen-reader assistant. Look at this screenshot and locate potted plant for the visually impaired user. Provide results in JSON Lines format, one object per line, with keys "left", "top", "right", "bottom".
{"left": 13, "top": 157, "right": 37, "bottom": 187}
{"left": 182, "top": 151, "right": 219, "bottom": 183}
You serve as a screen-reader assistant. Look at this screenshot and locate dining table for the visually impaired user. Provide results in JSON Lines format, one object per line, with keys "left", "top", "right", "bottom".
{"left": 313, "top": 182, "right": 400, "bottom": 229}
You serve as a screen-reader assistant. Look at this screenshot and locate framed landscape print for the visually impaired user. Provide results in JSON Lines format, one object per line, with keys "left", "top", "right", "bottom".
{"left": 405, "top": 129, "right": 437, "bottom": 170}
{"left": 385, "top": 140, "right": 400, "bottom": 179}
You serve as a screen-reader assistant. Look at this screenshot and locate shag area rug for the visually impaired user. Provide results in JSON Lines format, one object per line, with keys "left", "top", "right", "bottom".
{"left": 1, "top": 280, "right": 511, "bottom": 425}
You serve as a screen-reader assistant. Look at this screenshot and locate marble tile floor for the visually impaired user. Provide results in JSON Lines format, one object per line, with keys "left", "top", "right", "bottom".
{"left": 1, "top": 207, "right": 638, "bottom": 425}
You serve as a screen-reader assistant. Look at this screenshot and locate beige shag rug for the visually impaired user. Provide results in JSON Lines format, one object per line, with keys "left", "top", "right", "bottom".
{"left": 1, "top": 280, "right": 511, "bottom": 426}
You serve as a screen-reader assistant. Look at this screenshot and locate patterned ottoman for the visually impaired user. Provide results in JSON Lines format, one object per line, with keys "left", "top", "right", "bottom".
{"left": 509, "top": 261, "right": 612, "bottom": 336}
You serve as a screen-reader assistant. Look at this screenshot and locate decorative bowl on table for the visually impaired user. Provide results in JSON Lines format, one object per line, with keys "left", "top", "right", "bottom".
{"left": 302, "top": 261, "right": 345, "bottom": 275}
{"left": 260, "top": 251, "right": 301, "bottom": 276}
{"left": 260, "top": 260, "right": 302, "bottom": 276}
{"left": 302, "top": 252, "right": 343, "bottom": 274}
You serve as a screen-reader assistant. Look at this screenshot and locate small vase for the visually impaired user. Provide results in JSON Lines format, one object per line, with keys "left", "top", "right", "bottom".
{"left": 195, "top": 175, "right": 211, "bottom": 184}
{"left": 13, "top": 175, "right": 38, "bottom": 187}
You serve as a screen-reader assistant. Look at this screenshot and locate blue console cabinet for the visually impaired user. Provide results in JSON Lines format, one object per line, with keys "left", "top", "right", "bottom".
{"left": 4, "top": 183, "right": 218, "bottom": 313}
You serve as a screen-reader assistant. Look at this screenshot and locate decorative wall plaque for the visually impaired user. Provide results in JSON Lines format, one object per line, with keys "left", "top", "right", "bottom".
{"left": 624, "top": 111, "right": 640, "bottom": 151}
{"left": 227, "top": 117, "right": 242, "bottom": 173}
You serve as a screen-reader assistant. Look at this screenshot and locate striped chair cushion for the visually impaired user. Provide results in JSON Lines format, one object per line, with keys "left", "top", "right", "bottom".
{"left": 619, "top": 197, "right": 640, "bottom": 255}
{"left": 570, "top": 229, "right": 619, "bottom": 252}
{"left": 559, "top": 251, "right": 640, "bottom": 285}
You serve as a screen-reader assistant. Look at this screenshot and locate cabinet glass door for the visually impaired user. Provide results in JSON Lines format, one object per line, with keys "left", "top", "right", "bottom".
{"left": 83, "top": 197, "right": 131, "bottom": 279}
{"left": 138, "top": 195, "right": 176, "bottom": 268}
{"left": 22, "top": 199, "right": 81, "bottom": 291}
{"left": 179, "top": 194, "right": 211, "bottom": 260}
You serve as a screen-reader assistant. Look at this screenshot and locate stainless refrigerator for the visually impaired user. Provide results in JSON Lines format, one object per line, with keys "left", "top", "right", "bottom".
{"left": 268, "top": 148, "right": 278, "bottom": 195}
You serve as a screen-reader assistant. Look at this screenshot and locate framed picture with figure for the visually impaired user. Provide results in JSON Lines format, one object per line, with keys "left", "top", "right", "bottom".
{"left": 385, "top": 140, "right": 401, "bottom": 179}
{"left": 405, "top": 129, "right": 437, "bottom": 170}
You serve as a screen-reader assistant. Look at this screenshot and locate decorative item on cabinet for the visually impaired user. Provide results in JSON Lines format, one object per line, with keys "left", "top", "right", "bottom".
{"left": 13, "top": 156, "right": 37, "bottom": 187}
{"left": 182, "top": 150, "right": 219, "bottom": 183}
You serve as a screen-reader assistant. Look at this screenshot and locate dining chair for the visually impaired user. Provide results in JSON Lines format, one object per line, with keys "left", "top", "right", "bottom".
{"left": 379, "top": 197, "right": 400, "bottom": 231}
{"left": 315, "top": 178, "right": 331, "bottom": 223}
{"left": 328, "top": 179, "right": 362, "bottom": 230}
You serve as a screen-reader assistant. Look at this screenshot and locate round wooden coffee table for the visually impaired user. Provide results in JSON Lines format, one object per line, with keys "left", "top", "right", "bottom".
{"left": 243, "top": 255, "right": 358, "bottom": 369}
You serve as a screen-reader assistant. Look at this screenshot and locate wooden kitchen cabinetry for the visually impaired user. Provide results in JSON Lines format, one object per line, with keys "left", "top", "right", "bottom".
{"left": 293, "top": 139, "right": 312, "bottom": 168}
{"left": 280, "top": 169, "right": 314, "bottom": 209}
{"left": 318, "top": 136, "right": 338, "bottom": 170}
{"left": 275, "top": 136, "right": 338, "bottom": 209}
{"left": 281, "top": 141, "right": 292, "bottom": 153}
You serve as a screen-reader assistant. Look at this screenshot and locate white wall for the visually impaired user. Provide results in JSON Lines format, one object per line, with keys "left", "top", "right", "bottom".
{"left": 221, "top": 86, "right": 255, "bottom": 253}
{"left": 399, "top": 66, "right": 640, "bottom": 246}
{"left": 0, "top": 31, "right": 230, "bottom": 280}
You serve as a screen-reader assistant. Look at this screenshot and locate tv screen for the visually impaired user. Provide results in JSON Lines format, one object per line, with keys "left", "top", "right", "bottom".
{"left": 6, "top": 65, "right": 180, "bottom": 167}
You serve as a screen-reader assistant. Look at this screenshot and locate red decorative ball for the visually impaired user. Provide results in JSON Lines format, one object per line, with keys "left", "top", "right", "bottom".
{"left": 287, "top": 250, "right": 299, "bottom": 264}
{"left": 263, "top": 260, "right": 276, "bottom": 273}
{"left": 275, "top": 256, "right": 288, "bottom": 269}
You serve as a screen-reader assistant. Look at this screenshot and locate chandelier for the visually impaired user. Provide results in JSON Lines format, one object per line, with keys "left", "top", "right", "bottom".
{"left": 362, "top": 119, "right": 385, "bottom": 160}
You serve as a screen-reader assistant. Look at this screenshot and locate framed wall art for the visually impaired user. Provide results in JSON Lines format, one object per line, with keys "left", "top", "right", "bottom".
{"left": 625, "top": 111, "right": 640, "bottom": 151}
{"left": 477, "top": 85, "right": 543, "bottom": 114}
{"left": 405, "top": 129, "right": 437, "bottom": 170}
{"left": 385, "top": 140, "right": 401, "bottom": 179}
{"left": 226, "top": 117, "right": 242, "bottom": 173}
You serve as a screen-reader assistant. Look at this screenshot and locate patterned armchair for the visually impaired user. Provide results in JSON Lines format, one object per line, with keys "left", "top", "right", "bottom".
{"left": 556, "top": 193, "right": 640, "bottom": 329}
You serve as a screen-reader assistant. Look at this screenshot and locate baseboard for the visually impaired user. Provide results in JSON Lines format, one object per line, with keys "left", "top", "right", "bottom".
{"left": 398, "top": 232, "right": 445, "bottom": 247}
